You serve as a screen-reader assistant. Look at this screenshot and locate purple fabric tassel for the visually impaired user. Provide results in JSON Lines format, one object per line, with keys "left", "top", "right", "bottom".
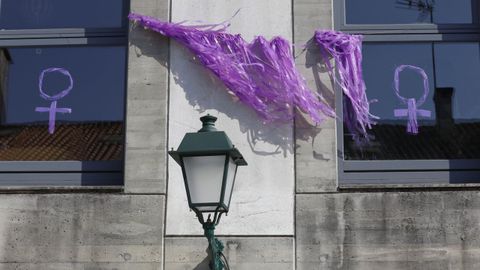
{"left": 129, "top": 13, "right": 335, "bottom": 124}
{"left": 393, "top": 65, "right": 431, "bottom": 135}
{"left": 314, "top": 30, "right": 376, "bottom": 141}
{"left": 35, "top": 67, "right": 73, "bottom": 134}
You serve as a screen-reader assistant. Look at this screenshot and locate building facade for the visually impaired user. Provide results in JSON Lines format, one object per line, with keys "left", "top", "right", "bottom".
{"left": 0, "top": 0, "right": 479, "bottom": 269}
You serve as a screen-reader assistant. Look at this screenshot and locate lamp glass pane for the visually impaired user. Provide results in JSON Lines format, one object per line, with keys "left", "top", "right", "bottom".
{"left": 183, "top": 155, "right": 226, "bottom": 204}
{"left": 222, "top": 157, "right": 238, "bottom": 208}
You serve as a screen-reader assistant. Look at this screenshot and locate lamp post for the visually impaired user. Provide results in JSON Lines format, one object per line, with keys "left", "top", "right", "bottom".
{"left": 169, "top": 115, "right": 248, "bottom": 270}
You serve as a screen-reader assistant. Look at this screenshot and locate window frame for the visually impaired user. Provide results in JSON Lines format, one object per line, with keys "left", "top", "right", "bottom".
{"left": 334, "top": 0, "right": 480, "bottom": 186}
{"left": 0, "top": 1, "right": 130, "bottom": 187}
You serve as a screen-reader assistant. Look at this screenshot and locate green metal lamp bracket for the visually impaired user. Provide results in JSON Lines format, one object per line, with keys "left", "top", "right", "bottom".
{"left": 203, "top": 221, "right": 225, "bottom": 270}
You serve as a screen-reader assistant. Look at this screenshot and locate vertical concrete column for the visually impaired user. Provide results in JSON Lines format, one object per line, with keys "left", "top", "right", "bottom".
{"left": 125, "top": 0, "right": 170, "bottom": 193}
{"left": 166, "top": 0, "right": 295, "bottom": 236}
{"left": 163, "top": 1, "right": 296, "bottom": 267}
{"left": 294, "top": 0, "right": 337, "bottom": 193}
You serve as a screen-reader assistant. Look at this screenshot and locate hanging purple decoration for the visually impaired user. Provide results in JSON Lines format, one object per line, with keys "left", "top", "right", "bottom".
{"left": 393, "top": 65, "right": 431, "bottom": 134}
{"left": 35, "top": 67, "right": 73, "bottom": 134}
{"left": 314, "top": 30, "right": 376, "bottom": 141}
{"left": 128, "top": 13, "right": 335, "bottom": 123}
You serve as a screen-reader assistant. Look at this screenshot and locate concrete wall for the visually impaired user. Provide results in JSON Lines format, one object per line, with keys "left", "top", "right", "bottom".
{"left": 292, "top": 1, "right": 480, "bottom": 270}
{"left": 296, "top": 191, "right": 480, "bottom": 270}
{"left": 1, "top": 0, "right": 480, "bottom": 270}
{"left": 165, "top": 237, "right": 294, "bottom": 270}
{"left": 0, "top": 194, "right": 164, "bottom": 270}
{"left": 0, "top": 1, "right": 169, "bottom": 270}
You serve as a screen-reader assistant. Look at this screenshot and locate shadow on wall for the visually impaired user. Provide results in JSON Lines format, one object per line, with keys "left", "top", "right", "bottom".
{"left": 193, "top": 249, "right": 211, "bottom": 270}
{"left": 131, "top": 25, "right": 293, "bottom": 156}
{"left": 129, "top": 24, "right": 170, "bottom": 68}
{"left": 295, "top": 38, "right": 336, "bottom": 160}
{"left": 171, "top": 44, "right": 294, "bottom": 157}
{"left": 304, "top": 38, "right": 335, "bottom": 111}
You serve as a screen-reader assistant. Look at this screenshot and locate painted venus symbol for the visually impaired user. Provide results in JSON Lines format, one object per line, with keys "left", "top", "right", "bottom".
{"left": 35, "top": 67, "right": 73, "bottom": 134}
{"left": 393, "top": 65, "right": 431, "bottom": 134}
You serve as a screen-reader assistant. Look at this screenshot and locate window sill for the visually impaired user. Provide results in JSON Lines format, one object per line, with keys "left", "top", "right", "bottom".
{"left": 339, "top": 182, "right": 480, "bottom": 191}
{"left": 0, "top": 185, "right": 123, "bottom": 194}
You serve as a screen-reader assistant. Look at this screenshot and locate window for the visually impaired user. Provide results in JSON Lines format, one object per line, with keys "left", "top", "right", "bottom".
{"left": 334, "top": 0, "right": 480, "bottom": 185}
{"left": 0, "top": 0, "right": 129, "bottom": 186}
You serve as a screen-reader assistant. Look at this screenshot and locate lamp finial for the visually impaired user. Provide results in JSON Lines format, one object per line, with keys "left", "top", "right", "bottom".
{"left": 198, "top": 114, "right": 218, "bottom": 132}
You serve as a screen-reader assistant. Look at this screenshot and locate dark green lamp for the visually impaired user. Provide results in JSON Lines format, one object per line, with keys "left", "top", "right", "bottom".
{"left": 169, "top": 115, "right": 247, "bottom": 270}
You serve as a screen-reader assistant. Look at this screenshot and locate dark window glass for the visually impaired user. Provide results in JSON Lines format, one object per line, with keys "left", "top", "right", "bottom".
{"left": 0, "top": 46, "right": 126, "bottom": 161}
{"left": 434, "top": 0, "right": 479, "bottom": 24}
{"left": 344, "top": 42, "right": 480, "bottom": 160}
{"left": 434, "top": 43, "right": 480, "bottom": 120}
{"left": 345, "top": 0, "right": 478, "bottom": 25}
{"left": 0, "top": 0, "right": 127, "bottom": 29}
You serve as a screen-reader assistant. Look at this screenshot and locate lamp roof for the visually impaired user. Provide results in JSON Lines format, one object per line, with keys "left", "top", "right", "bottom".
{"left": 169, "top": 115, "right": 247, "bottom": 166}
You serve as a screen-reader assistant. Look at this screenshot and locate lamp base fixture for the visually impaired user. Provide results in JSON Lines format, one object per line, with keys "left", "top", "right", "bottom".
{"left": 203, "top": 221, "right": 229, "bottom": 270}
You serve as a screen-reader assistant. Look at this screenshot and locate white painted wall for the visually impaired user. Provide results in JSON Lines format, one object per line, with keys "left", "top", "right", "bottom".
{"left": 166, "top": 0, "right": 294, "bottom": 235}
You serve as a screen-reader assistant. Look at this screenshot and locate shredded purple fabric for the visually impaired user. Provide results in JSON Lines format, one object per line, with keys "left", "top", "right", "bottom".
{"left": 35, "top": 67, "right": 73, "bottom": 134}
{"left": 314, "top": 30, "right": 376, "bottom": 141}
{"left": 393, "top": 65, "right": 431, "bottom": 134}
{"left": 129, "top": 13, "right": 335, "bottom": 123}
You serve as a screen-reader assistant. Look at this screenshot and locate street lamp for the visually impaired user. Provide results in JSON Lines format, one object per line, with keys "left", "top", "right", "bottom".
{"left": 169, "top": 115, "right": 247, "bottom": 270}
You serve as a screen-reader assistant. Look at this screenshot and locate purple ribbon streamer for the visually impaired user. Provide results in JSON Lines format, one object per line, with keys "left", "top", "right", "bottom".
{"left": 314, "top": 30, "right": 377, "bottom": 142}
{"left": 35, "top": 67, "right": 73, "bottom": 134}
{"left": 393, "top": 65, "right": 431, "bottom": 134}
{"left": 128, "top": 13, "right": 335, "bottom": 124}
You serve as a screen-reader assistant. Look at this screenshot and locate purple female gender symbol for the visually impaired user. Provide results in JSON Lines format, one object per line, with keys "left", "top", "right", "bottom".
{"left": 393, "top": 65, "right": 431, "bottom": 135}
{"left": 35, "top": 68, "right": 73, "bottom": 134}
